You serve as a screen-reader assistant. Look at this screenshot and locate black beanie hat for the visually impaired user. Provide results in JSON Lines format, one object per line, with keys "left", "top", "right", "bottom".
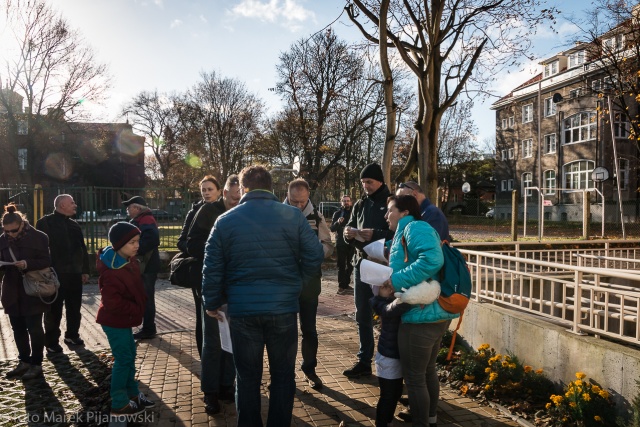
{"left": 108, "top": 222, "right": 140, "bottom": 251}
{"left": 360, "top": 163, "right": 385, "bottom": 183}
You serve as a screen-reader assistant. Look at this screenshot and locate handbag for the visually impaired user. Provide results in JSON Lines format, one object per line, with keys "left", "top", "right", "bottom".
{"left": 8, "top": 247, "right": 60, "bottom": 304}
{"left": 169, "top": 252, "right": 203, "bottom": 289}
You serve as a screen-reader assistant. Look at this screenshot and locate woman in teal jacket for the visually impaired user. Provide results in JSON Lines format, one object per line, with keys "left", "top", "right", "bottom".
{"left": 382, "top": 195, "right": 458, "bottom": 427}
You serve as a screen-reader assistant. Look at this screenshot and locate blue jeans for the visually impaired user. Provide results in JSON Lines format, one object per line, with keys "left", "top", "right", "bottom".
{"left": 230, "top": 313, "right": 298, "bottom": 427}
{"left": 354, "top": 266, "right": 374, "bottom": 364}
{"left": 141, "top": 272, "right": 157, "bottom": 334}
{"left": 9, "top": 314, "right": 45, "bottom": 365}
{"left": 102, "top": 325, "right": 140, "bottom": 409}
{"left": 299, "top": 276, "right": 320, "bottom": 374}
{"left": 201, "top": 303, "right": 235, "bottom": 394}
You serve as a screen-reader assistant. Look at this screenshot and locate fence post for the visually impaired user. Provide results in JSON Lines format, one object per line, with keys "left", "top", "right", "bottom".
{"left": 511, "top": 190, "right": 518, "bottom": 241}
{"left": 33, "top": 184, "right": 43, "bottom": 224}
{"left": 583, "top": 190, "right": 591, "bottom": 239}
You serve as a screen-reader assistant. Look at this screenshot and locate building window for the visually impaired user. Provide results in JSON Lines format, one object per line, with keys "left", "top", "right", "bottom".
{"left": 544, "top": 60, "right": 559, "bottom": 78}
{"left": 508, "top": 116, "right": 515, "bottom": 127}
{"left": 508, "top": 148, "right": 514, "bottom": 159}
{"left": 563, "top": 160, "right": 595, "bottom": 190}
{"left": 522, "top": 104, "right": 533, "bottom": 123}
{"left": 544, "top": 170, "right": 556, "bottom": 195}
{"left": 613, "top": 112, "right": 630, "bottom": 139}
{"left": 522, "top": 172, "right": 533, "bottom": 196}
{"left": 592, "top": 79, "right": 601, "bottom": 92}
{"left": 604, "top": 34, "right": 624, "bottom": 51}
{"left": 18, "top": 148, "right": 27, "bottom": 170}
{"left": 618, "top": 158, "right": 629, "bottom": 190}
{"left": 521, "top": 139, "right": 533, "bottom": 158}
{"left": 17, "top": 120, "right": 28, "bottom": 135}
{"left": 501, "top": 118, "right": 508, "bottom": 128}
{"left": 508, "top": 179, "right": 514, "bottom": 190}
{"left": 563, "top": 112, "right": 596, "bottom": 144}
{"left": 544, "top": 97, "right": 556, "bottom": 117}
{"left": 501, "top": 180, "right": 507, "bottom": 191}
{"left": 544, "top": 134, "right": 556, "bottom": 154}
{"left": 569, "top": 87, "right": 584, "bottom": 98}
{"left": 568, "top": 51, "right": 585, "bottom": 68}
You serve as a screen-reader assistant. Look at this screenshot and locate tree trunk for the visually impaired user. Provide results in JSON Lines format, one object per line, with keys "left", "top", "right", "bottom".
{"left": 379, "top": 0, "right": 395, "bottom": 188}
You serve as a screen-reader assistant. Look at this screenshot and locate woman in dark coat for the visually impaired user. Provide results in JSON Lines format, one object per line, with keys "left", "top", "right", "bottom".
{"left": 0, "top": 203, "right": 52, "bottom": 380}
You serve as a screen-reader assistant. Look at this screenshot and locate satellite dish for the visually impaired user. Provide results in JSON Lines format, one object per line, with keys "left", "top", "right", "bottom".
{"left": 462, "top": 182, "right": 471, "bottom": 193}
{"left": 591, "top": 166, "right": 610, "bottom": 182}
{"left": 292, "top": 156, "right": 301, "bottom": 176}
{"left": 552, "top": 93, "right": 563, "bottom": 103}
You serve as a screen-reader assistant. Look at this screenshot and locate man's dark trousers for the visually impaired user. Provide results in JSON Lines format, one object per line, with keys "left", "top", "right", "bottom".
{"left": 141, "top": 272, "right": 157, "bottom": 334}
{"left": 299, "top": 276, "right": 321, "bottom": 375}
{"left": 44, "top": 272, "right": 83, "bottom": 345}
{"left": 354, "top": 265, "right": 374, "bottom": 364}
{"left": 336, "top": 245, "right": 355, "bottom": 289}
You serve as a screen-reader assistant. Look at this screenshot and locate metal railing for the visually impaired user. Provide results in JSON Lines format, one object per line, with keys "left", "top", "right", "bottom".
{"left": 458, "top": 243, "right": 640, "bottom": 345}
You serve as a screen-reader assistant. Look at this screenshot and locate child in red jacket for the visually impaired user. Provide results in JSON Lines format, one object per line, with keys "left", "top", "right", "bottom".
{"left": 96, "top": 222, "right": 155, "bottom": 416}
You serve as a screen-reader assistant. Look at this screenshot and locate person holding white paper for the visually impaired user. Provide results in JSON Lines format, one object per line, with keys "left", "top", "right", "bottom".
{"left": 382, "top": 195, "right": 458, "bottom": 427}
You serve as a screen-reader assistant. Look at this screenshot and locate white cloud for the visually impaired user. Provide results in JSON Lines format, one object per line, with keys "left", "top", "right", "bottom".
{"left": 153, "top": 0, "right": 163, "bottom": 8}
{"left": 199, "top": 14, "right": 208, "bottom": 24}
{"left": 230, "top": 0, "right": 315, "bottom": 30}
{"left": 170, "top": 19, "right": 183, "bottom": 29}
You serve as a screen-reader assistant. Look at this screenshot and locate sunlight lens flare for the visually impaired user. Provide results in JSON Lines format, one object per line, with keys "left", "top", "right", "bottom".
{"left": 185, "top": 153, "right": 202, "bottom": 168}
{"left": 44, "top": 152, "right": 73, "bottom": 180}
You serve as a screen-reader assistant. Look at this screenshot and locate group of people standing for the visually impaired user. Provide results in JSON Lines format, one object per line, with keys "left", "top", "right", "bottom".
{"left": 0, "top": 160, "right": 453, "bottom": 426}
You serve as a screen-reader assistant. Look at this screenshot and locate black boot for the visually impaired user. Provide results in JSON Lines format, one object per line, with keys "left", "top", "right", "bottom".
{"left": 204, "top": 392, "right": 220, "bottom": 415}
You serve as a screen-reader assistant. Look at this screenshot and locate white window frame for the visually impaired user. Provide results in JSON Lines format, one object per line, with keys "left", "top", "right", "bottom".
{"left": 522, "top": 104, "right": 533, "bottom": 123}
{"left": 563, "top": 160, "right": 595, "bottom": 190}
{"left": 544, "top": 97, "right": 556, "bottom": 117}
{"left": 568, "top": 51, "right": 585, "bottom": 68}
{"left": 521, "top": 139, "right": 533, "bottom": 158}
{"left": 592, "top": 79, "right": 601, "bottom": 92}
{"left": 508, "top": 179, "right": 514, "bottom": 191}
{"left": 508, "top": 116, "right": 515, "bottom": 127}
{"left": 17, "top": 120, "right": 28, "bottom": 135}
{"left": 613, "top": 112, "right": 630, "bottom": 139}
{"left": 544, "top": 170, "right": 556, "bottom": 195}
{"left": 604, "top": 34, "right": 624, "bottom": 51}
{"left": 618, "top": 158, "right": 629, "bottom": 190}
{"left": 501, "top": 180, "right": 507, "bottom": 191}
{"left": 18, "top": 148, "right": 27, "bottom": 170}
{"left": 501, "top": 150, "right": 506, "bottom": 161}
{"left": 522, "top": 172, "right": 533, "bottom": 196}
{"left": 563, "top": 112, "right": 596, "bottom": 145}
{"left": 544, "top": 61, "right": 559, "bottom": 78}
{"left": 501, "top": 118, "right": 508, "bottom": 129}
{"left": 544, "top": 133, "right": 556, "bottom": 154}
{"left": 508, "top": 148, "right": 514, "bottom": 159}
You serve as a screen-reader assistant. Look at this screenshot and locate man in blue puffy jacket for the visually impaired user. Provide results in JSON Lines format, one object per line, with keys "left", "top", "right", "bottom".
{"left": 202, "top": 165, "right": 324, "bottom": 427}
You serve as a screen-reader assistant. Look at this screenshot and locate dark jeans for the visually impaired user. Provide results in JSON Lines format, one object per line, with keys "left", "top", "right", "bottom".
{"left": 354, "top": 266, "right": 374, "bottom": 364}
{"left": 299, "top": 276, "right": 321, "bottom": 374}
{"left": 9, "top": 313, "right": 45, "bottom": 365}
{"left": 399, "top": 321, "right": 450, "bottom": 427}
{"left": 44, "top": 272, "right": 83, "bottom": 346}
{"left": 230, "top": 313, "right": 298, "bottom": 427}
{"left": 336, "top": 245, "right": 355, "bottom": 288}
{"left": 200, "top": 302, "right": 235, "bottom": 394}
{"left": 141, "top": 272, "right": 157, "bottom": 334}
{"left": 376, "top": 377, "right": 404, "bottom": 427}
{"left": 192, "top": 285, "right": 204, "bottom": 356}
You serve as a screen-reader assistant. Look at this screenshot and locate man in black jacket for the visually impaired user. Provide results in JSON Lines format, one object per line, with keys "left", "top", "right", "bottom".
{"left": 37, "top": 194, "right": 90, "bottom": 353}
{"left": 330, "top": 194, "right": 354, "bottom": 294}
{"left": 342, "top": 163, "right": 394, "bottom": 378}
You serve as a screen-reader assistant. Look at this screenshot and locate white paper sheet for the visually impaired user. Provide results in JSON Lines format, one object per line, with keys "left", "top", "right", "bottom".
{"left": 218, "top": 311, "right": 233, "bottom": 353}
{"left": 0, "top": 261, "right": 15, "bottom": 266}
{"left": 363, "top": 239, "right": 387, "bottom": 265}
{"left": 360, "top": 259, "right": 393, "bottom": 287}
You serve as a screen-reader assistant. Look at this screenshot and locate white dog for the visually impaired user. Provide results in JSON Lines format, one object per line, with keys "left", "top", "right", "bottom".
{"left": 394, "top": 279, "right": 441, "bottom": 305}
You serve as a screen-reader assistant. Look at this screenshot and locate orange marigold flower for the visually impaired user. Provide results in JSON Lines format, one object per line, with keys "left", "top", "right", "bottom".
{"left": 569, "top": 402, "right": 577, "bottom": 408}
{"left": 594, "top": 415, "right": 602, "bottom": 422}
{"left": 536, "top": 369, "right": 543, "bottom": 374}
{"left": 583, "top": 393, "right": 591, "bottom": 401}
{"left": 576, "top": 372, "right": 586, "bottom": 380}
{"left": 524, "top": 365, "right": 533, "bottom": 373}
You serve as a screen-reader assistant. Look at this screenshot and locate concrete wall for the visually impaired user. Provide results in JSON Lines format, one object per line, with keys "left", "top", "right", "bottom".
{"left": 456, "top": 300, "right": 640, "bottom": 412}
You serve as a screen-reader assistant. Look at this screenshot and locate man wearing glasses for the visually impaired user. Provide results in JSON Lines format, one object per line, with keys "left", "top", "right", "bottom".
{"left": 397, "top": 181, "right": 450, "bottom": 241}
{"left": 342, "top": 163, "right": 394, "bottom": 378}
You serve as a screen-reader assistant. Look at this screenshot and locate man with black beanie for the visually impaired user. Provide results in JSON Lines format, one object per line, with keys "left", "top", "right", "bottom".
{"left": 342, "top": 163, "right": 394, "bottom": 378}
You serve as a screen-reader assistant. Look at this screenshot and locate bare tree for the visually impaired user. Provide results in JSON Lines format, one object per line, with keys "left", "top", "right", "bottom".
{"left": 346, "top": 0, "right": 557, "bottom": 201}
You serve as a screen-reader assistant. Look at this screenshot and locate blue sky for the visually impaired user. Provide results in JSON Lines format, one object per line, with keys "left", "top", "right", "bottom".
{"left": 48, "top": 0, "right": 587, "bottom": 146}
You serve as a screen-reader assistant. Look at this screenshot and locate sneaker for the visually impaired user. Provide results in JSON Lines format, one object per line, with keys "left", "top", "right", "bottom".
{"left": 21, "top": 365, "right": 43, "bottom": 380}
{"left": 396, "top": 409, "right": 412, "bottom": 423}
{"left": 133, "top": 330, "right": 157, "bottom": 340}
{"left": 203, "top": 393, "right": 220, "bottom": 415}
{"left": 132, "top": 392, "right": 155, "bottom": 408}
{"left": 342, "top": 361, "right": 372, "bottom": 378}
{"left": 304, "top": 372, "right": 323, "bottom": 390}
{"left": 64, "top": 337, "right": 85, "bottom": 346}
{"left": 46, "top": 344, "right": 64, "bottom": 354}
{"left": 337, "top": 287, "right": 354, "bottom": 295}
{"left": 6, "top": 361, "right": 30, "bottom": 379}
{"left": 111, "top": 400, "right": 145, "bottom": 416}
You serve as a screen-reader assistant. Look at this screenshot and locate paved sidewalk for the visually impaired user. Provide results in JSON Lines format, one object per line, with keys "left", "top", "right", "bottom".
{"left": 0, "top": 268, "right": 521, "bottom": 426}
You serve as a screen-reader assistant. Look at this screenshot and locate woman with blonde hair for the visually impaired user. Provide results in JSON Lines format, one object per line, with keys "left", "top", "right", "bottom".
{"left": 0, "top": 203, "right": 52, "bottom": 380}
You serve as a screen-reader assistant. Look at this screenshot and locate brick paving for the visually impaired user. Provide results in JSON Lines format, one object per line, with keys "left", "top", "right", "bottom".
{"left": 0, "top": 267, "right": 521, "bottom": 426}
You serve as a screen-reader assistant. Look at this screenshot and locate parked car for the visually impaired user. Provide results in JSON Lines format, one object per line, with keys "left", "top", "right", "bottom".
{"left": 100, "top": 209, "right": 127, "bottom": 223}
{"left": 485, "top": 208, "right": 495, "bottom": 218}
{"left": 151, "top": 209, "right": 178, "bottom": 221}
{"left": 78, "top": 211, "right": 97, "bottom": 222}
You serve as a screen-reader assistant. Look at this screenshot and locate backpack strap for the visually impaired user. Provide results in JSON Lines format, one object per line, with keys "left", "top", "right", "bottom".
{"left": 446, "top": 311, "right": 463, "bottom": 361}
